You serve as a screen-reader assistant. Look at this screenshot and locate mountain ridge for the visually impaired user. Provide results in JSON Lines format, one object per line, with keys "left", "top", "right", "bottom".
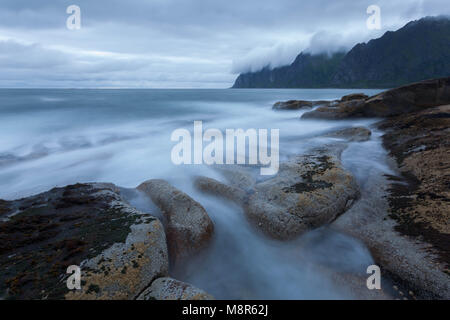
{"left": 232, "top": 16, "right": 450, "bottom": 89}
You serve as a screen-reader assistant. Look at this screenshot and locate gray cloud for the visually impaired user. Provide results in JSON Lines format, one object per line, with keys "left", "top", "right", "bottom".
{"left": 0, "top": 0, "right": 448, "bottom": 87}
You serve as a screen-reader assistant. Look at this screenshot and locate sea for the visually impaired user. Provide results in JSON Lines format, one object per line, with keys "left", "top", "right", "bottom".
{"left": 0, "top": 88, "right": 397, "bottom": 299}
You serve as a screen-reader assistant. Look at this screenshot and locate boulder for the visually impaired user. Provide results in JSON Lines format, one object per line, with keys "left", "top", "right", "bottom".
{"left": 137, "top": 179, "right": 214, "bottom": 263}
{"left": 246, "top": 149, "right": 359, "bottom": 239}
{"left": 0, "top": 183, "right": 168, "bottom": 300}
{"left": 137, "top": 277, "right": 214, "bottom": 300}
{"left": 195, "top": 146, "right": 359, "bottom": 240}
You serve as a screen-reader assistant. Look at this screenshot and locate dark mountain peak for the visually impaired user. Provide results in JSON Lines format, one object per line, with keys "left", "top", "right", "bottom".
{"left": 233, "top": 16, "right": 450, "bottom": 89}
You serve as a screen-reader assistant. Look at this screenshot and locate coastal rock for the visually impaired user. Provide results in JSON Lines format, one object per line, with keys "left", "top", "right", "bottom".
{"left": 213, "top": 165, "right": 256, "bottom": 191}
{"left": 329, "top": 270, "right": 391, "bottom": 300}
{"left": 195, "top": 147, "right": 359, "bottom": 240}
{"left": 0, "top": 200, "right": 9, "bottom": 218}
{"left": 302, "top": 98, "right": 366, "bottom": 119}
{"left": 137, "top": 277, "right": 214, "bottom": 300}
{"left": 0, "top": 183, "right": 168, "bottom": 300}
{"left": 194, "top": 176, "right": 246, "bottom": 205}
{"left": 273, "top": 100, "right": 335, "bottom": 110}
{"left": 334, "top": 105, "right": 450, "bottom": 299}
{"left": 246, "top": 149, "right": 359, "bottom": 239}
{"left": 379, "top": 105, "right": 450, "bottom": 255}
{"left": 324, "top": 126, "right": 372, "bottom": 142}
{"left": 137, "top": 179, "right": 214, "bottom": 263}
{"left": 302, "top": 77, "right": 450, "bottom": 119}
{"left": 340, "top": 93, "right": 368, "bottom": 102}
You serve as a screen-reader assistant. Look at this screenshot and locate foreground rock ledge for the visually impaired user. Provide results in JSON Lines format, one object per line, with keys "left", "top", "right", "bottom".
{"left": 137, "top": 179, "right": 214, "bottom": 263}
{"left": 0, "top": 183, "right": 169, "bottom": 300}
{"left": 137, "top": 277, "right": 214, "bottom": 300}
{"left": 331, "top": 105, "right": 450, "bottom": 299}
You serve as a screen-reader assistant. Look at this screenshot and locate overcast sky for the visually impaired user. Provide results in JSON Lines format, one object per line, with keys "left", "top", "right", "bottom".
{"left": 0, "top": 0, "right": 448, "bottom": 88}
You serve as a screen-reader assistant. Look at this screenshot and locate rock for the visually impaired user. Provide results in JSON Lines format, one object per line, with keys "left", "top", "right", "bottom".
{"left": 0, "top": 200, "right": 9, "bottom": 218}
{"left": 378, "top": 105, "right": 450, "bottom": 297}
{"left": 273, "top": 100, "right": 334, "bottom": 110}
{"left": 331, "top": 271, "right": 391, "bottom": 300}
{"left": 213, "top": 165, "right": 256, "bottom": 191}
{"left": 195, "top": 147, "right": 359, "bottom": 240}
{"left": 340, "top": 93, "right": 369, "bottom": 102}
{"left": 137, "top": 179, "right": 214, "bottom": 263}
{"left": 0, "top": 183, "right": 168, "bottom": 300}
{"left": 137, "top": 277, "right": 214, "bottom": 300}
{"left": 379, "top": 105, "right": 450, "bottom": 251}
{"left": 302, "top": 98, "right": 366, "bottom": 120}
{"left": 324, "top": 127, "right": 372, "bottom": 142}
{"left": 333, "top": 106, "right": 450, "bottom": 299}
{"left": 302, "top": 77, "right": 450, "bottom": 119}
{"left": 194, "top": 176, "right": 246, "bottom": 205}
{"left": 246, "top": 148, "right": 359, "bottom": 239}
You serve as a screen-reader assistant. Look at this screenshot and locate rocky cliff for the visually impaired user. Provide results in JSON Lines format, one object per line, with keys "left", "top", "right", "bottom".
{"left": 233, "top": 17, "right": 450, "bottom": 89}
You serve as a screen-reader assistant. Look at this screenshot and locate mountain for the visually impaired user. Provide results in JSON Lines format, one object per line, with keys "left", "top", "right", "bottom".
{"left": 232, "top": 16, "right": 450, "bottom": 88}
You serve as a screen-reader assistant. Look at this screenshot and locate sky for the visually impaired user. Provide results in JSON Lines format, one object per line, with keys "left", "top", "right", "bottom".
{"left": 0, "top": 0, "right": 448, "bottom": 88}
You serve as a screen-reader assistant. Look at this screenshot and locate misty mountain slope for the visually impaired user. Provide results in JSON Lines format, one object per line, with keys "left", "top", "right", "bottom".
{"left": 232, "top": 17, "right": 450, "bottom": 88}
{"left": 233, "top": 52, "right": 345, "bottom": 88}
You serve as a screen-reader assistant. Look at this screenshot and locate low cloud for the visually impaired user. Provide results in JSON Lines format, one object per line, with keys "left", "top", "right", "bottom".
{"left": 231, "top": 41, "right": 307, "bottom": 74}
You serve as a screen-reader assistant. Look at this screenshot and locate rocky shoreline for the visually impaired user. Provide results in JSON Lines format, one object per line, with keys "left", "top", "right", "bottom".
{"left": 277, "top": 77, "right": 450, "bottom": 299}
{"left": 0, "top": 77, "right": 449, "bottom": 300}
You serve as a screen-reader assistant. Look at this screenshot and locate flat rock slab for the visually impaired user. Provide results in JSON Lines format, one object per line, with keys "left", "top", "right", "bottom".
{"left": 0, "top": 183, "right": 168, "bottom": 300}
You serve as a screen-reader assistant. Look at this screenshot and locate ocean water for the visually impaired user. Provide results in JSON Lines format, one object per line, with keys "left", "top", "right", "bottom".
{"left": 0, "top": 88, "right": 396, "bottom": 299}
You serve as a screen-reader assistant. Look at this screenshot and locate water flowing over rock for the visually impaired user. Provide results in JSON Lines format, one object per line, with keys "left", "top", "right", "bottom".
{"left": 137, "top": 179, "right": 214, "bottom": 263}
{"left": 0, "top": 183, "right": 169, "bottom": 300}
{"left": 137, "top": 277, "right": 214, "bottom": 300}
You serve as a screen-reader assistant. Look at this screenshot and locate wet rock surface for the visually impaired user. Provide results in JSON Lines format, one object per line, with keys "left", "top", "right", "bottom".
{"left": 301, "top": 77, "right": 450, "bottom": 119}
{"left": 246, "top": 149, "right": 359, "bottom": 239}
{"left": 195, "top": 145, "right": 359, "bottom": 240}
{"left": 340, "top": 93, "right": 369, "bottom": 102}
{"left": 379, "top": 105, "right": 450, "bottom": 278}
{"left": 273, "top": 100, "right": 335, "bottom": 110}
{"left": 324, "top": 126, "right": 372, "bottom": 142}
{"left": 137, "top": 277, "right": 214, "bottom": 300}
{"left": 137, "top": 179, "right": 214, "bottom": 263}
{"left": 0, "top": 183, "right": 168, "bottom": 300}
{"left": 333, "top": 104, "right": 450, "bottom": 299}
